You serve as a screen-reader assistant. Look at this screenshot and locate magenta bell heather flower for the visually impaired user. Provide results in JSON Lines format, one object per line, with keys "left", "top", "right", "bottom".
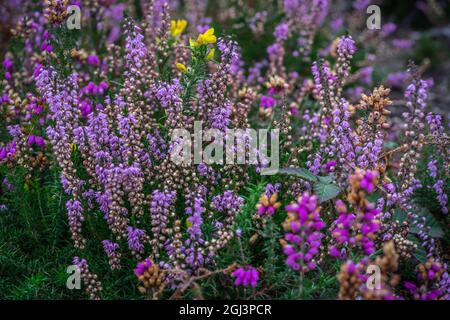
{"left": 87, "top": 54, "right": 100, "bottom": 66}
{"left": 3, "top": 57, "right": 13, "bottom": 70}
{"left": 359, "top": 170, "right": 377, "bottom": 193}
{"left": 134, "top": 258, "right": 153, "bottom": 276}
{"left": 232, "top": 266, "right": 259, "bottom": 288}
{"left": 282, "top": 193, "right": 325, "bottom": 272}
{"left": 329, "top": 200, "right": 355, "bottom": 259}
{"left": 27, "top": 135, "right": 45, "bottom": 147}
{"left": 260, "top": 95, "right": 275, "bottom": 109}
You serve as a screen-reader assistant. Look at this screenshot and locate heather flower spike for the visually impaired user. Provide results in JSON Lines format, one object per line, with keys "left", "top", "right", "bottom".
{"left": 1, "top": 0, "right": 449, "bottom": 302}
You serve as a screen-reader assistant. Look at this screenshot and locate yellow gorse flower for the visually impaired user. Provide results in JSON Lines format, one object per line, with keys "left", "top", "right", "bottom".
{"left": 176, "top": 62, "right": 187, "bottom": 73}
{"left": 190, "top": 28, "right": 217, "bottom": 47}
{"left": 196, "top": 28, "right": 217, "bottom": 45}
{"left": 170, "top": 19, "right": 187, "bottom": 37}
{"left": 206, "top": 48, "right": 215, "bottom": 61}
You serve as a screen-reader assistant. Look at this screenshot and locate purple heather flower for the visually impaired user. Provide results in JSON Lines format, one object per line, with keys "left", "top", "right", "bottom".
{"left": 3, "top": 58, "right": 13, "bottom": 70}
{"left": 338, "top": 36, "right": 356, "bottom": 56}
{"left": 197, "top": 24, "right": 210, "bottom": 34}
{"left": 211, "top": 190, "right": 244, "bottom": 214}
{"left": 274, "top": 22, "right": 289, "bottom": 41}
{"left": 428, "top": 159, "right": 438, "bottom": 179}
{"left": 127, "top": 227, "right": 146, "bottom": 253}
{"left": 392, "top": 38, "right": 414, "bottom": 50}
{"left": 67, "top": 199, "right": 85, "bottom": 249}
{"left": 125, "top": 24, "right": 147, "bottom": 69}
{"left": 102, "top": 239, "right": 119, "bottom": 256}
{"left": 265, "top": 183, "right": 281, "bottom": 197}
{"left": 267, "top": 43, "right": 283, "bottom": 57}
{"left": 433, "top": 180, "right": 448, "bottom": 214}
{"left": 330, "top": 17, "right": 343, "bottom": 32}
{"left": 386, "top": 71, "right": 408, "bottom": 88}
{"left": 382, "top": 22, "right": 397, "bottom": 37}
{"left": 353, "top": 0, "right": 370, "bottom": 10}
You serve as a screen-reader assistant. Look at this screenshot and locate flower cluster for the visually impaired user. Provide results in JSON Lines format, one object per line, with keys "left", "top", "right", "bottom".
{"left": 405, "top": 257, "right": 449, "bottom": 300}
{"left": 102, "top": 240, "right": 121, "bottom": 270}
{"left": 282, "top": 193, "right": 325, "bottom": 272}
{"left": 73, "top": 257, "right": 102, "bottom": 300}
{"left": 0, "top": 0, "right": 449, "bottom": 301}
{"left": 232, "top": 266, "right": 259, "bottom": 288}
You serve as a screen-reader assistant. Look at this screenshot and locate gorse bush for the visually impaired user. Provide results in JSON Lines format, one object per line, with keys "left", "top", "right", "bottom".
{"left": 0, "top": 0, "right": 449, "bottom": 300}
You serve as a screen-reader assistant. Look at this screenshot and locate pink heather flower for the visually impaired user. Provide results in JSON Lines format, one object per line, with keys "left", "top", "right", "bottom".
{"left": 359, "top": 170, "right": 378, "bottom": 193}
{"left": 283, "top": 193, "right": 325, "bottom": 272}
{"left": 134, "top": 258, "right": 153, "bottom": 276}
{"left": 260, "top": 95, "right": 275, "bottom": 109}
{"left": 232, "top": 266, "right": 259, "bottom": 288}
{"left": 428, "top": 159, "right": 438, "bottom": 179}
{"left": 386, "top": 71, "right": 408, "bottom": 88}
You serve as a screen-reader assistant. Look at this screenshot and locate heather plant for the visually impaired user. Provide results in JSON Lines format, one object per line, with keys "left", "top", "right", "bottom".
{"left": 0, "top": 0, "right": 449, "bottom": 301}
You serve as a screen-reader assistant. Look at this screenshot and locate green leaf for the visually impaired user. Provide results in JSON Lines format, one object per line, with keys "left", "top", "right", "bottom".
{"left": 413, "top": 245, "right": 427, "bottom": 264}
{"left": 409, "top": 207, "right": 444, "bottom": 239}
{"left": 314, "top": 182, "right": 341, "bottom": 203}
{"left": 318, "top": 175, "right": 333, "bottom": 184}
{"left": 264, "top": 167, "right": 318, "bottom": 182}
